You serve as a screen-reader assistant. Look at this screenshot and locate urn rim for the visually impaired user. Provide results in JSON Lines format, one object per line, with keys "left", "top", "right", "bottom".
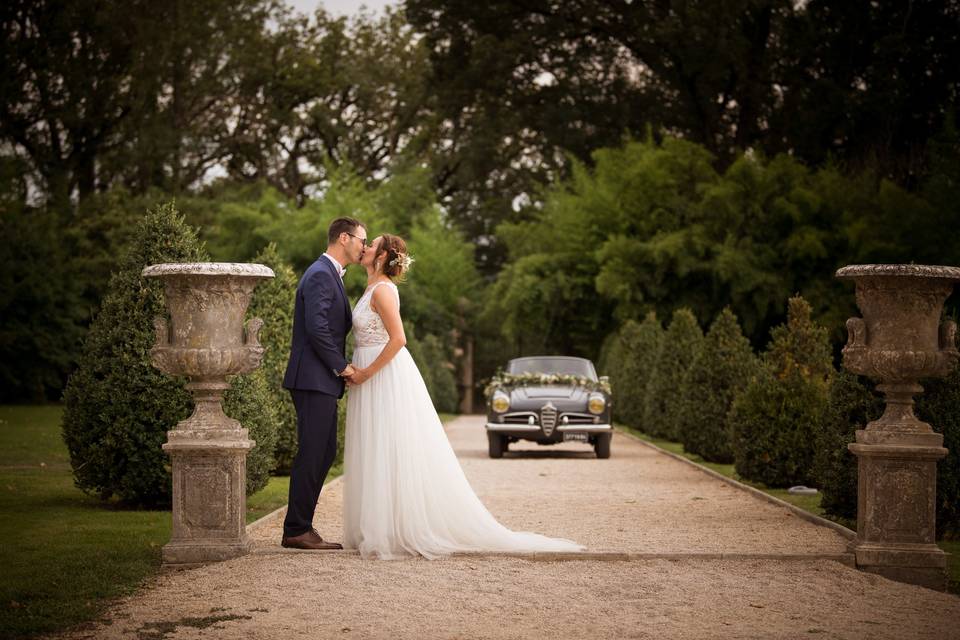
{"left": 141, "top": 262, "right": 275, "bottom": 279}
{"left": 835, "top": 264, "right": 960, "bottom": 281}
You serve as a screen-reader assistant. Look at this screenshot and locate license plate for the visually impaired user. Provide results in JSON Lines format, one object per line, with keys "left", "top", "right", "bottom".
{"left": 563, "top": 432, "right": 588, "bottom": 442}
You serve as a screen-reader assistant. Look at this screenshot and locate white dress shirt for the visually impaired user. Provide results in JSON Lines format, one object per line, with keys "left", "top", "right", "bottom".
{"left": 322, "top": 252, "right": 345, "bottom": 279}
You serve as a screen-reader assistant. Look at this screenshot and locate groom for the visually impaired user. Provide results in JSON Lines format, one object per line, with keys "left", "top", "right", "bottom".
{"left": 281, "top": 217, "right": 367, "bottom": 550}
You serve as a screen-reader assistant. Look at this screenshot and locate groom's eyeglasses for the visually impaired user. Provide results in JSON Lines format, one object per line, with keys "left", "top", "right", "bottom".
{"left": 346, "top": 232, "right": 370, "bottom": 247}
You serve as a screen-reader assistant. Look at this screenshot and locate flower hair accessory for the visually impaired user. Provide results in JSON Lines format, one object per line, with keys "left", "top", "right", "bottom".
{"left": 389, "top": 253, "right": 414, "bottom": 270}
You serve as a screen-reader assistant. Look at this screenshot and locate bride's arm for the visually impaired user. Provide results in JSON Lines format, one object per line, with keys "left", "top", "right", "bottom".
{"left": 350, "top": 286, "right": 406, "bottom": 384}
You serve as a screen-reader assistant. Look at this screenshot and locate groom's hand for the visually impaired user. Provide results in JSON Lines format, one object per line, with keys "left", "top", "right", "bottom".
{"left": 346, "top": 367, "right": 370, "bottom": 386}
{"left": 340, "top": 364, "right": 357, "bottom": 379}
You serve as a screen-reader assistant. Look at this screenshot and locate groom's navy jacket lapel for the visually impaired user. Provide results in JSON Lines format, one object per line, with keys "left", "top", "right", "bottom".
{"left": 330, "top": 260, "right": 352, "bottom": 323}
{"left": 282, "top": 256, "right": 351, "bottom": 398}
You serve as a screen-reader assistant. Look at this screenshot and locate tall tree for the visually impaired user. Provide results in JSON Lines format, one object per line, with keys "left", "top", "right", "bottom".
{"left": 1, "top": 0, "right": 148, "bottom": 209}
{"left": 219, "top": 7, "right": 438, "bottom": 202}
{"left": 405, "top": 0, "right": 960, "bottom": 259}
{"left": 0, "top": 0, "right": 283, "bottom": 208}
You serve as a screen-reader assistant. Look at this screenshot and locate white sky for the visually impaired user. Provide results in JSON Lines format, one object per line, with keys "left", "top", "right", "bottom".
{"left": 285, "top": 0, "right": 397, "bottom": 17}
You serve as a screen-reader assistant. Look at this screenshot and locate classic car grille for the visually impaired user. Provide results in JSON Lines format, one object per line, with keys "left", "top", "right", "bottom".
{"left": 561, "top": 413, "right": 598, "bottom": 425}
{"left": 502, "top": 412, "right": 536, "bottom": 424}
{"left": 540, "top": 403, "right": 558, "bottom": 436}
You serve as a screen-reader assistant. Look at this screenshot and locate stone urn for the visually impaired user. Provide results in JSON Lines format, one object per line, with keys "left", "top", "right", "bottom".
{"left": 836, "top": 264, "right": 960, "bottom": 590}
{"left": 142, "top": 262, "right": 274, "bottom": 566}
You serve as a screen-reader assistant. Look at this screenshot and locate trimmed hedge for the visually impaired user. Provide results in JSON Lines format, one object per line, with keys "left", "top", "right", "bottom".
{"left": 917, "top": 367, "right": 960, "bottom": 538}
{"left": 646, "top": 308, "right": 703, "bottom": 440}
{"left": 405, "top": 324, "right": 459, "bottom": 414}
{"left": 223, "top": 369, "right": 279, "bottom": 494}
{"left": 815, "top": 365, "right": 960, "bottom": 539}
{"left": 730, "top": 296, "right": 832, "bottom": 487}
{"left": 61, "top": 202, "right": 278, "bottom": 505}
{"left": 813, "top": 370, "right": 883, "bottom": 520}
{"left": 420, "top": 333, "right": 460, "bottom": 414}
{"left": 248, "top": 242, "right": 299, "bottom": 473}
{"left": 678, "top": 308, "right": 758, "bottom": 463}
{"left": 608, "top": 313, "right": 662, "bottom": 431}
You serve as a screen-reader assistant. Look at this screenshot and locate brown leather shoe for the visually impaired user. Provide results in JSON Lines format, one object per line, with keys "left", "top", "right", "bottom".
{"left": 281, "top": 528, "right": 343, "bottom": 550}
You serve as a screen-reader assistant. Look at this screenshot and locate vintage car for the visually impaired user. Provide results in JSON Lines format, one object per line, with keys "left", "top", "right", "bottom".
{"left": 485, "top": 356, "right": 613, "bottom": 459}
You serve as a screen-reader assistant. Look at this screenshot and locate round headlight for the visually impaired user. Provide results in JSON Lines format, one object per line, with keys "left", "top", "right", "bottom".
{"left": 588, "top": 393, "right": 606, "bottom": 415}
{"left": 491, "top": 391, "right": 510, "bottom": 413}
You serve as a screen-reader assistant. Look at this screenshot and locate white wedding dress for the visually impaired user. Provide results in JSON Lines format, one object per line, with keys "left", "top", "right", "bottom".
{"left": 343, "top": 281, "right": 585, "bottom": 559}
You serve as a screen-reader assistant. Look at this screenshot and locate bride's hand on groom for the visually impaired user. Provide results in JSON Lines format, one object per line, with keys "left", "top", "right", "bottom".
{"left": 344, "top": 366, "right": 371, "bottom": 386}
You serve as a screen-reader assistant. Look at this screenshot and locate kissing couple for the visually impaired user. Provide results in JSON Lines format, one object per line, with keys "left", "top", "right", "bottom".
{"left": 280, "top": 217, "right": 584, "bottom": 559}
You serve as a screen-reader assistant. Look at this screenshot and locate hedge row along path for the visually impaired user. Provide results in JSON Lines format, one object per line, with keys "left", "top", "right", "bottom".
{"left": 56, "top": 416, "right": 959, "bottom": 639}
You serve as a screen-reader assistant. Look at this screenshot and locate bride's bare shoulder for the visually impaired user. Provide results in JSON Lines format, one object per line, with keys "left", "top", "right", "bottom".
{"left": 369, "top": 280, "right": 399, "bottom": 312}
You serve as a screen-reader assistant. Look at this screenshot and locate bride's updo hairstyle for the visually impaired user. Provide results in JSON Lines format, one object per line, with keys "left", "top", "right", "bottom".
{"left": 376, "top": 233, "right": 412, "bottom": 281}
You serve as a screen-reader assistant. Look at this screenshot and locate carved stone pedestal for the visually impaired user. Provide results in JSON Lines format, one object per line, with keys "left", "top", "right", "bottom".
{"left": 836, "top": 264, "right": 960, "bottom": 591}
{"left": 143, "top": 263, "right": 274, "bottom": 567}
{"left": 162, "top": 423, "right": 255, "bottom": 565}
{"left": 849, "top": 432, "right": 947, "bottom": 590}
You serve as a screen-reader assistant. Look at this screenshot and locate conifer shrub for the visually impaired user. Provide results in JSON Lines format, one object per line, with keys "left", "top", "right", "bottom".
{"left": 62, "top": 202, "right": 278, "bottom": 505}
{"left": 813, "top": 370, "right": 882, "bottom": 520}
{"left": 814, "top": 363, "right": 960, "bottom": 538}
{"left": 730, "top": 296, "right": 833, "bottom": 487}
{"left": 405, "top": 328, "right": 459, "bottom": 414}
{"left": 420, "top": 333, "right": 460, "bottom": 413}
{"left": 914, "top": 367, "right": 960, "bottom": 538}
{"left": 678, "top": 307, "right": 758, "bottom": 462}
{"left": 597, "top": 330, "right": 621, "bottom": 382}
{"left": 248, "top": 243, "right": 299, "bottom": 473}
{"left": 223, "top": 369, "right": 279, "bottom": 494}
{"left": 609, "top": 313, "right": 662, "bottom": 432}
{"left": 645, "top": 308, "right": 703, "bottom": 440}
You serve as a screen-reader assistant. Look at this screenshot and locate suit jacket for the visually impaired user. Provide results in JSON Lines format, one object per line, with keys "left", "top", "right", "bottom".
{"left": 283, "top": 256, "right": 352, "bottom": 398}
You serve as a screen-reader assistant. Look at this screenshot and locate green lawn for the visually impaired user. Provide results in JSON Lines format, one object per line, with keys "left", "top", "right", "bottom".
{"left": 0, "top": 405, "right": 459, "bottom": 638}
{"left": 0, "top": 406, "right": 292, "bottom": 638}
{"left": 616, "top": 424, "right": 959, "bottom": 594}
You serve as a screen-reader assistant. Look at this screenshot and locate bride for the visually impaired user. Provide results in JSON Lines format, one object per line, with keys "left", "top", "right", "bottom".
{"left": 342, "top": 233, "right": 585, "bottom": 560}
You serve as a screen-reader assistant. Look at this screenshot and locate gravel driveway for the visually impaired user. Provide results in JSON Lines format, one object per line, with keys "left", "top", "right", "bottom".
{"left": 51, "top": 416, "right": 960, "bottom": 639}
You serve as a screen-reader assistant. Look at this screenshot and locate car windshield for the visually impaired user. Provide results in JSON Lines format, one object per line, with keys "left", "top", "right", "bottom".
{"left": 507, "top": 357, "right": 597, "bottom": 380}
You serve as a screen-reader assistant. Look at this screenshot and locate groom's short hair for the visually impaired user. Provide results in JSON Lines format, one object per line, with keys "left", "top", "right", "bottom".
{"left": 327, "top": 217, "right": 366, "bottom": 245}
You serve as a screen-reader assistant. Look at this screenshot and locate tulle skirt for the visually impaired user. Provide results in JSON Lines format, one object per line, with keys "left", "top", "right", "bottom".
{"left": 343, "top": 344, "right": 585, "bottom": 560}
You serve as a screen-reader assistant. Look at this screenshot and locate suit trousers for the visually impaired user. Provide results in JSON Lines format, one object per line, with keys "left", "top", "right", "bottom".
{"left": 283, "top": 389, "right": 339, "bottom": 538}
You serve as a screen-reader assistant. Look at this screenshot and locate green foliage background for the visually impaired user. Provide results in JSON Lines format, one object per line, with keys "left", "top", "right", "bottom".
{"left": 730, "top": 296, "right": 834, "bottom": 487}
{"left": 646, "top": 309, "right": 704, "bottom": 441}
{"left": 247, "top": 243, "right": 299, "bottom": 473}
{"left": 602, "top": 314, "right": 662, "bottom": 432}
{"left": 3, "top": 0, "right": 960, "bottom": 535}
{"left": 61, "top": 203, "right": 278, "bottom": 504}
{"left": 678, "top": 308, "right": 759, "bottom": 463}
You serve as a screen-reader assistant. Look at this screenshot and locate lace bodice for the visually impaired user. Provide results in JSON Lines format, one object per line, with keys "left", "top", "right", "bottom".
{"left": 352, "top": 281, "right": 399, "bottom": 347}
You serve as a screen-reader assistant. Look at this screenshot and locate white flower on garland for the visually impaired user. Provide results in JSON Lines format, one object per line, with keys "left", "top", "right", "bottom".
{"left": 483, "top": 371, "right": 611, "bottom": 400}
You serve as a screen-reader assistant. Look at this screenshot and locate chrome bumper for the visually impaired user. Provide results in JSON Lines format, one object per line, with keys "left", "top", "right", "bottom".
{"left": 485, "top": 423, "right": 613, "bottom": 433}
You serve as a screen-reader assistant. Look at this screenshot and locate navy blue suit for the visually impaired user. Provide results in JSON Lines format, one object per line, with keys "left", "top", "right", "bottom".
{"left": 282, "top": 256, "right": 352, "bottom": 538}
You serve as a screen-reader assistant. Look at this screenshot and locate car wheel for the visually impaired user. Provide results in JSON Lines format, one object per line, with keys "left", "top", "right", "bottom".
{"left": 594, "top": 432, "right": 612, "bottom": 459}
{"left": 488, "top": 432, "right": 504, "bottom": 458}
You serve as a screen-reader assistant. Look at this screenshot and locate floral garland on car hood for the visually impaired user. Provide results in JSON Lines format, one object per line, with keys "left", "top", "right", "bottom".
{"left": 483, "top": 371, "right": 611, "bottom": 400}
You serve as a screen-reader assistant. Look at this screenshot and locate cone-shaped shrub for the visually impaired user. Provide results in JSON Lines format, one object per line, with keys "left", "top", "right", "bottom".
{"left": 420, "top": 333, "right": 459, "bottom": 413}
{"left": 224, "top": 369, "right": 279, "bottom": 494}
{"left": 597, "top": 330, "right": 621, "bottom": 381}
{"left": 404, "top": 326, "right": 458, "bottom": 413}
{"left": 815, "top": 363, "right": 960, "bottom": 538}
{"left": 730, "top": 296, "right": 833, "bottom": 486}
{"left": 915, "top": 367, "right": 960, "bottom": 538}
{"left": 248, "top": 243, "right": 298, "bottom": 473}
{"left": 813, "top": 370, "right": 882, "bottom": 520}
{"left": 646, "top": 308, "right": 703, "bottom": 440}
{"left": 610, "top": 313, "right": 662, "bottom": 431}
{"left": 679, "top": 308, "right": 758, "bottom": 462}
{"left": 62, "top": 202, "right": 278, "bottom": 505}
